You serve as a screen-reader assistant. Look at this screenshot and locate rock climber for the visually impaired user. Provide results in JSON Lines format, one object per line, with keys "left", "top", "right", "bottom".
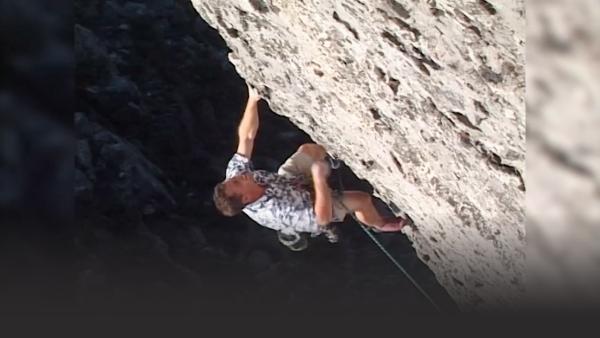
{"left": 213, "top": 83, "right": 407, "bottom": 250}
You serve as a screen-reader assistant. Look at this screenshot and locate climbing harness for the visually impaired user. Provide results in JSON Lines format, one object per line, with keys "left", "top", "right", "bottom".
{"left": 327, "top": 156, "right": 444, "bottom": 314}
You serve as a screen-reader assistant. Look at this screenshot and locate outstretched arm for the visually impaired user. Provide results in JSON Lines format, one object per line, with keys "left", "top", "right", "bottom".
{"left": 236, "top": 83, "right": 261, "bottom": 159}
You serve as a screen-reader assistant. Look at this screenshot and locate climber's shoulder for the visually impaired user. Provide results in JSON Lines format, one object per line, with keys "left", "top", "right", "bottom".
{"left": 226, "top": 152, "right": 254, "bottom": 179}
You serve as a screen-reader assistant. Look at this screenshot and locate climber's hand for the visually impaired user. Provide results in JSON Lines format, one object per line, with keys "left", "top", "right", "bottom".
{"left": 247, "top": 83, "right": 261, "bottom": 102}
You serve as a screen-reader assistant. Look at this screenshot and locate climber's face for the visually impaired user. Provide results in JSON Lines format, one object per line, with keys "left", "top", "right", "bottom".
{"left": 224, "top": 173, "right": 255, "bottom": 202}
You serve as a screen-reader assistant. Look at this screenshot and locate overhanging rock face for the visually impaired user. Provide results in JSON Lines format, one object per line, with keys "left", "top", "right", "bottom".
{"left": 192, "top": 0, "right": 525, "bottom": 309}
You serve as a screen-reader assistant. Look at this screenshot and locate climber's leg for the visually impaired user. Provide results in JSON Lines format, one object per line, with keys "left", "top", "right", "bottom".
{"left": 277, "top": 143, "right": 328, "bottom": 180}
{"left": 297, "top": 143, "right": 327, "bottom": 162}
{"left": 340, "top": 191, "right": 406, "bottom": 232}
{"left": 340, "top": 191, "right": 383, "bottom": 225}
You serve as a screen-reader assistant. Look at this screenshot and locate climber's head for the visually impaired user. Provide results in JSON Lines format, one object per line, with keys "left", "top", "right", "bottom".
{"left": 213, "top": 173, "right": 256, "bottom": 216}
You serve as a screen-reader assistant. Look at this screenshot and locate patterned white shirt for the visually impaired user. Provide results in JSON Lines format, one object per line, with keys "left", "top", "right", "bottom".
{"left": 225, "top": 153, "right": 323, "bottom": 235}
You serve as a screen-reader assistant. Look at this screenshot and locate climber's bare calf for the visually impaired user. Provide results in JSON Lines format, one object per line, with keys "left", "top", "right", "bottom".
{"left": 339, "top": 191, "right": 385, "bottom": 226}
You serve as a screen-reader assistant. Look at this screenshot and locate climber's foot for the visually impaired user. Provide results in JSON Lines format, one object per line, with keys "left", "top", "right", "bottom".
{"left": 372, "top": 216, "right": 407, "bottom": 232}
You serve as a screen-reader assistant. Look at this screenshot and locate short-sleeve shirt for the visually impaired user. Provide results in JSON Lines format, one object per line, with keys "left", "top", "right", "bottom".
{"left": 225, "top": 153, "right": 323, "bottom": 235}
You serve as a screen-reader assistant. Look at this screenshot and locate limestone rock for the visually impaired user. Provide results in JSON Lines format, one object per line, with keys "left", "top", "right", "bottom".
{"left": 192, "top": 0, "right": 525, "bottom": 309}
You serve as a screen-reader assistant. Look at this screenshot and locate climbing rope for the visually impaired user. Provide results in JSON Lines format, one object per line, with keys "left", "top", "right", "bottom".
{"left": 328, "top": 157, "right": 444, "bottom": 314}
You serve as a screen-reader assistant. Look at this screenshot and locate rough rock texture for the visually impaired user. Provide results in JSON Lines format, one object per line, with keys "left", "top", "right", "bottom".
{"left": 192, "top": 0, "right": 526, "bottom": 309}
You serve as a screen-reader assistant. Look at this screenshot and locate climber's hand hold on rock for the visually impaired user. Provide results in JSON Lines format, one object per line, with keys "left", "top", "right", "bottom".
{"left": 247, "top": 82, "right": 261, "bottom": 102}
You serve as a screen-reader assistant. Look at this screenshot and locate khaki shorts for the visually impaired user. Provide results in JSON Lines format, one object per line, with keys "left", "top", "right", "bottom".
{"left": 277, "top": 151, "right": 348, "bottom": 223}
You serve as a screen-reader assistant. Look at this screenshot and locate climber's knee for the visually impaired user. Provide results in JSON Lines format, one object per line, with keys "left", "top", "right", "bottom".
{"left": 297, "top": 143, "right": 327, "bottom": 161}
